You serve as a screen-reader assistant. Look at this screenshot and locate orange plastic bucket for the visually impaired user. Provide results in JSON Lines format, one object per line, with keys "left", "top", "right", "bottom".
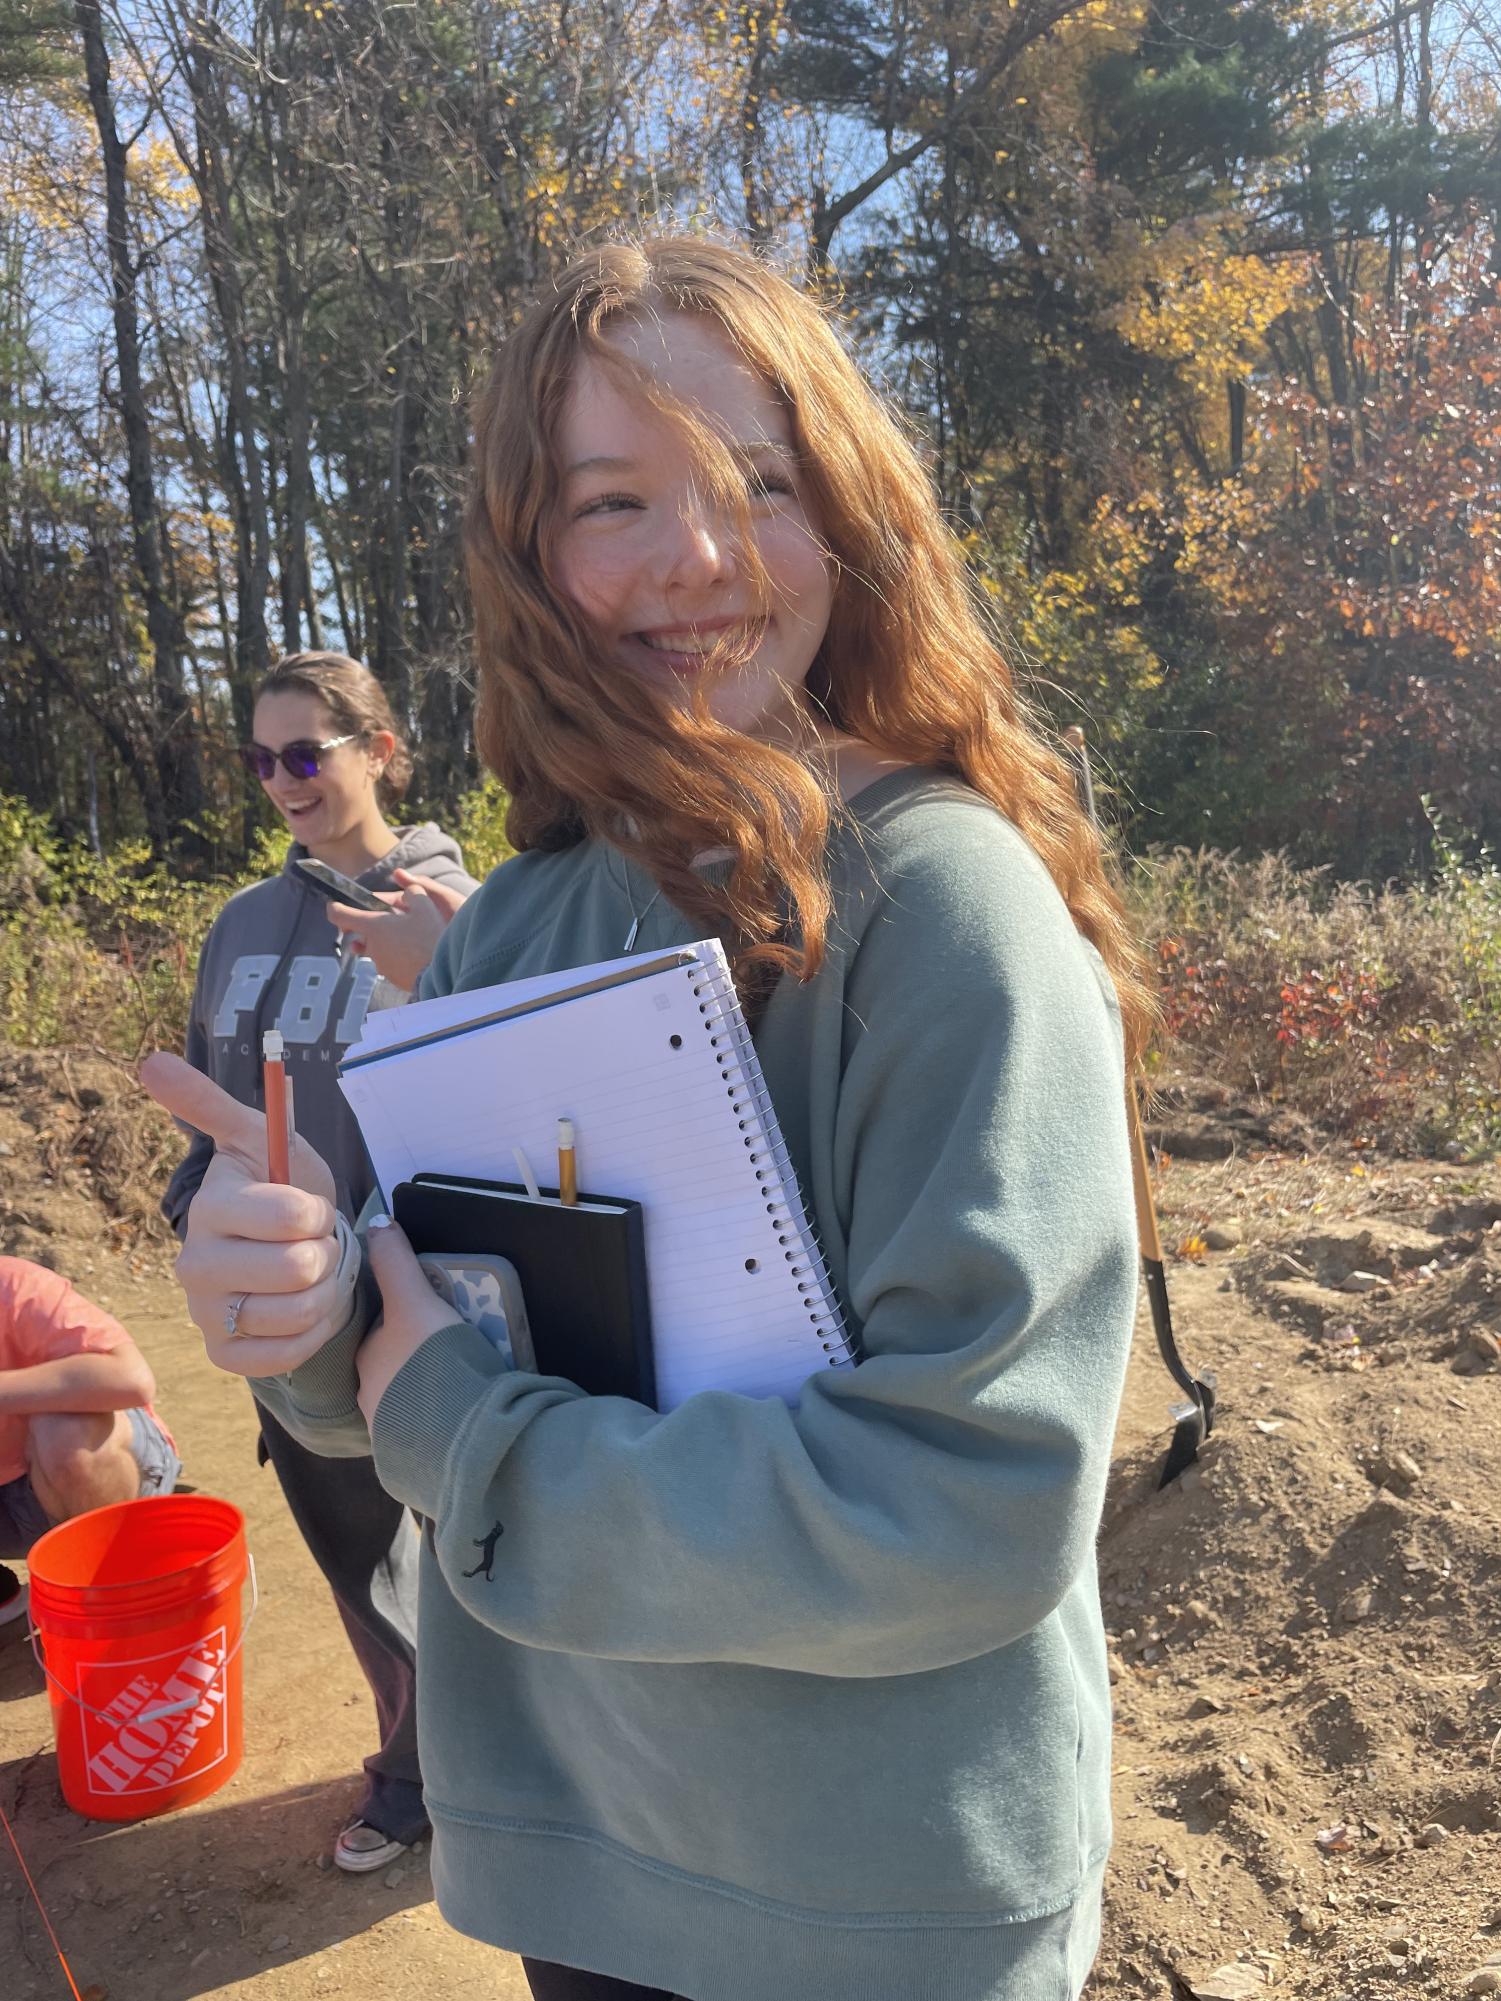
{"left": 27, "top": 1495, "right": 253, "bottom": 1822}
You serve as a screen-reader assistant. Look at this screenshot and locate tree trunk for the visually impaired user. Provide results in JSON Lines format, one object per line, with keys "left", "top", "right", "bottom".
{"left": 738, "top": 3, "right": 779, "bottom": 247}
{"left": 276, "top": 271, "right": 313, "bottom": 652}
{"left": 186, "top": 14, "right": 272, "bottom": 708}
{"left": 72, "top": 0, "right": 203, "bottom": 853}
{"left": 0, "top": 528, "right": 171, "bottom": 851}
{"left": 1228, "top": 378, "right": 1247, "bottom": 474}
{"left": 370, "top": 340, "right": 413, "bottom": 710}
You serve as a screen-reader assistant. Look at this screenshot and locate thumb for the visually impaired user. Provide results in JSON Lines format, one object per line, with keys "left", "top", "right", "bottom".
{"left": 366, "top": 1215, "right": 451, "bottom": 1326}
{"left": 326, "top": 892, "right": 398, "bottom": 934}
{"left": 141, "top": 1051, "right": 266, "bottom": 1161}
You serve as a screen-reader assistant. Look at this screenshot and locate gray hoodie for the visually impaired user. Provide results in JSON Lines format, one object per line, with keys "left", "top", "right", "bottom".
{"left": 163, "top": 823, "right": 478, "bottom": 1232}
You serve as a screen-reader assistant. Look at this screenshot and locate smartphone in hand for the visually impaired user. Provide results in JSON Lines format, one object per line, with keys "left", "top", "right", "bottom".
{"left": 293, "top": 857, "right": 388, "bottom": 913}
{"left": 417, "top": 1253, "right": 535, "bottom": 1370}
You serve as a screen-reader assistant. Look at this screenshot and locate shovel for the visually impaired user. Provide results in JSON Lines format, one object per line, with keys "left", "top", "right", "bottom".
{"left": 1063, "top": 727, "right": 1217, "bottom": 1486}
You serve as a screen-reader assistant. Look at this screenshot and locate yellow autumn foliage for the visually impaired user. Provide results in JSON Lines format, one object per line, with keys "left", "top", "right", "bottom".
{"left": 1114, "top": 218, "right": 1314, "bottom": 409}
{"left": 2, "top": 100, "right": 95, "bottom": 234}
{"left": 968, "top": 500, "right": 1165, "bottom": 731}
{"left": 128, "top": 135, "right": 196, "bottom": 215}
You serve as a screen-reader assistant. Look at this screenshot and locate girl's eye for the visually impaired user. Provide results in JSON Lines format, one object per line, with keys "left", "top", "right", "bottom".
{"left": 747, "top": 467, "right": 794, "bottom": 499}
{"left": 575, "top": 491, "right": 644, "bottom": 518}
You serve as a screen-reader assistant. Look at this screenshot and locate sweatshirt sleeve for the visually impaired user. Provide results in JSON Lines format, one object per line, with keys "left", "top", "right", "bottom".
{"left": 417, "top": 866, "right": 489, "bottom": 998}
{"left": 410, "top": 850, "right": 480, "bottom": 899}
{"left": 443, "top": 858, "right": 481, "bottom": 897}
{"left": 160, "top": 937, "right": 219, "bottom": 1242}
{"left": 369, "top": 811, "right": 1140, "bottom": 1677}
{"left": 247, "top": 1214, "right": 382, "bottom": 1458}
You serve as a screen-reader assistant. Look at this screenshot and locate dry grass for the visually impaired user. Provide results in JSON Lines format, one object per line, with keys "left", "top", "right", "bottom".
{"left": 6, "top": 813, "right": 1501, "bottom": 1160}
{"left": 1129, "top": 847, "right": 1501, "bottom": 1154}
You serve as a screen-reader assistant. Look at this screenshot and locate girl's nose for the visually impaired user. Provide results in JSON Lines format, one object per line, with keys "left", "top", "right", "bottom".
{"left": 663, "top": 503, "right": 737, "bottom": 588}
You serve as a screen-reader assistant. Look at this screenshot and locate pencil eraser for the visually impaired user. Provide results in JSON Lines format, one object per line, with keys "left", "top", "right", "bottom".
{"left": 263, "top": 1030, "right": 285, "bottom": 1061}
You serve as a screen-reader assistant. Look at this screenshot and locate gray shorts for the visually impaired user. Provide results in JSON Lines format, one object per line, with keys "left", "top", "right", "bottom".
{"left": 0, "top": 1408, "right": 181, "bottom": 1560}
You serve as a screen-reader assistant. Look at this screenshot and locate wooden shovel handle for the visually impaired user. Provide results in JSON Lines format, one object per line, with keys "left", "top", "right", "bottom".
{"left": 1125, "top": 1087, "right": 1164, "bottom": 1264}
{"left": 1061, "top": 729, "right": 1165, "bottom": 1263}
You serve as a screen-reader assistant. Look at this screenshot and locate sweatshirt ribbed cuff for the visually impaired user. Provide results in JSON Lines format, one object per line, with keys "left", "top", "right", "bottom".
{"left": 370, "top": 1319, "right": 513, "bottom": 1516}
{"left": 257, "top": 1223, "right": 372, "bottom": 1425}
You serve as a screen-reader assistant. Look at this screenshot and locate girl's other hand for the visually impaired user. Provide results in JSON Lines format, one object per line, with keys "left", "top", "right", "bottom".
{"left": 325, "top": 868, "right": 468, "bottom": 991}
{"left": 140, "top": 1052, "right": 351, "bottom": 1378}
{"left": 357, "top": 1215, "right": 463, "bottom": 1423}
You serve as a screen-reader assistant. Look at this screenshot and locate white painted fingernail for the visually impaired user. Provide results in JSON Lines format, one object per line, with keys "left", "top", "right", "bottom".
{"left": 368, "top": 1212, "right": 393, "bottom": 1231}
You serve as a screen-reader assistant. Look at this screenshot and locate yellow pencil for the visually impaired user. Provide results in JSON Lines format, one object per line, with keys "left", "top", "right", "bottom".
{"left": 557, "top": 1118, "right": 578, "bottom": 1206}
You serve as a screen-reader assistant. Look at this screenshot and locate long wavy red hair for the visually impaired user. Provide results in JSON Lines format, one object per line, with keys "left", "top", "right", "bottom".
{"left": 465, "top": 236, "right": 1154, "bottom": 1063}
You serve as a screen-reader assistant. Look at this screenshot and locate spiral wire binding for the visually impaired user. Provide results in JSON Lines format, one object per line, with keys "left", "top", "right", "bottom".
{"left": 686, "top": 955, "right": 856, "bottom": 1368}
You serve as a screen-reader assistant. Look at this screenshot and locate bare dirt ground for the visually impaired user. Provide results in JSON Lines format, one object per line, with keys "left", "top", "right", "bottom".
{"left": 3, "top": 1053, "right": 1500, "bottom": 2001}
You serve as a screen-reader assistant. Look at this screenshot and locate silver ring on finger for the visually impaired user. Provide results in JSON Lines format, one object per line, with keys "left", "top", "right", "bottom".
{"left": 224, "top": 1292, "right": 250, "bottom": 1337}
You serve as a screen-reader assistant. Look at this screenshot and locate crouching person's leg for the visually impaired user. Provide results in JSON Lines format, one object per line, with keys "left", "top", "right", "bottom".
{"left": 25, "top": 1407, "right": 180, "bottom": 1527}
{"left": 26, "top": 1409, "right": 140, "bottom": 1522}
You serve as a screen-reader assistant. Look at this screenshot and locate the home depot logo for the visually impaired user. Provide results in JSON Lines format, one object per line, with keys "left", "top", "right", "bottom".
{"left": 78, "top": 1627, "right": 229, "bottom": 1796}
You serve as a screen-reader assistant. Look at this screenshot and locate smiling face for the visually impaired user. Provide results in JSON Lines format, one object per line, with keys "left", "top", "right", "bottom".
{"left": 551, "top": 314, "right": 835, "bottom": 743}
{"left": 250, "top": 689, "right": 391, "bottom": 862}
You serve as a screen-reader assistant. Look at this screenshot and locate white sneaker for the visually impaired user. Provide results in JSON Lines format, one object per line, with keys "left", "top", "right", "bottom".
{"left": 333, "top": 1820, "right": 408, "bottom": 1874}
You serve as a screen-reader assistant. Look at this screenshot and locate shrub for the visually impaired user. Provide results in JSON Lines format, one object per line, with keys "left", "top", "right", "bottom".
{"left": 0, "top": 793, "right": 270, "bottom": 1059}
{"left": 12, "top": 779, "right": 1496, "bottom": 1158}
{"left": 0, "top": 780, "right": 506, "bottom": 1060}
{"left": 1129, "top": 838, "right": 1501, "bottom": 1153}
{"left": 453, "top": 774, "right": 515, "bottom": 881}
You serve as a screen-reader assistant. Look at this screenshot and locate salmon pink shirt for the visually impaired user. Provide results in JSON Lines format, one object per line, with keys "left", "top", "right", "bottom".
{"left": 0, "top": 1257, "right": 174, "bottom": 1484}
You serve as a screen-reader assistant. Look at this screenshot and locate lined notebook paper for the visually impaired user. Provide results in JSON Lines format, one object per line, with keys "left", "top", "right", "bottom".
{"left": 337, "top": 940, "right": 853, "bottom": 1408}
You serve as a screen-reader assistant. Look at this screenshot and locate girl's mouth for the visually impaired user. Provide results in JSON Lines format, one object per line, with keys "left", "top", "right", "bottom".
{"left": 631, "top": 621, "right": 762, "bottom": 677}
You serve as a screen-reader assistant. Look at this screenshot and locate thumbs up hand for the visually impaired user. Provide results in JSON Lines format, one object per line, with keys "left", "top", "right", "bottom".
{"left": 141, "top": 1052, "right": 354, "bottom": 1379}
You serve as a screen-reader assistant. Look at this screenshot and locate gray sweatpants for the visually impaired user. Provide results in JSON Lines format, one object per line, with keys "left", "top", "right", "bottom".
{"left": 254, "top": 1398, "right": 428, "bottom": 1844}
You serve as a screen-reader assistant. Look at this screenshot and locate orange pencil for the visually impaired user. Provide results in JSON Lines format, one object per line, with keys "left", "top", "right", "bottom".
{"left": 263, "top": 1030, "right": 292, "bottom": 1184}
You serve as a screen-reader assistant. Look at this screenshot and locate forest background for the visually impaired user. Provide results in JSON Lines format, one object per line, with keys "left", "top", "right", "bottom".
{"left": 2, "top": 0, "right": 1501, "bottom": 1157}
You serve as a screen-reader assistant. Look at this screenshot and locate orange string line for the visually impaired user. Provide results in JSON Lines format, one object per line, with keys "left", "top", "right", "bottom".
{"left": 0, "top": 1797, "right": 85, "bottom": 2001}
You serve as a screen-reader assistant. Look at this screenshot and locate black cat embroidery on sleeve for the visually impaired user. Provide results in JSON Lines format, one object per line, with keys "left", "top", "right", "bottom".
{"left": 462, "top": 1520, "right": 505, "bottom": 1581}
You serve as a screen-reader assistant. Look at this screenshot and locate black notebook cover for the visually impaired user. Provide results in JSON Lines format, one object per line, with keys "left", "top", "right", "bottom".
{"left": 392, "top": 1174, "right": 655, "bottom": 1406}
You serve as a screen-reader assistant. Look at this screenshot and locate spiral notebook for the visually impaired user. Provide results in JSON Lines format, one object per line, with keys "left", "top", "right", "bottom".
{"left": 337, "top": 940, "right": 854, "bottom": 1408}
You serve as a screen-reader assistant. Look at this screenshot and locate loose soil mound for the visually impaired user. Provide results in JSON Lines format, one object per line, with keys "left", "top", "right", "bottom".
{"left": 1099, "top": 1117, "right": 1501, "bottom": 2001}
{"left": 0, "top": 1046, "right": 180, "bottom": 1255}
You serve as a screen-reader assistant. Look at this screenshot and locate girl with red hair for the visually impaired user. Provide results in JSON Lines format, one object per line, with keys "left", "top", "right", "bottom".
{"left": 147, "top": 236, "right": 1147, "bottom": 2001}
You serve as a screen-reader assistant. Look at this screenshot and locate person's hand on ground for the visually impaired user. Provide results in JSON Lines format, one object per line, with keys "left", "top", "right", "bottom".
{"left": 357, "top": 1215, "right": 461, "bottom": 1424}
{"left": 326, "top": 868, "right": 469, "bottom": 992}
{"left": 140, "top": 1053, "right": 350, "bottom": 1378}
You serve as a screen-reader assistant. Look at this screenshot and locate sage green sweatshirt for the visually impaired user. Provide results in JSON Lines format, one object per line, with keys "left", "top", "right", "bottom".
{"left": 250, "top": 769, "right": 1138, "bottom": 2000}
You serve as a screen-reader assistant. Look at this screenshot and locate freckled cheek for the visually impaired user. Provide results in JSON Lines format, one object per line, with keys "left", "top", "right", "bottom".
{"left": 763, "top": 527, "right": 832, "bottom": 611}
{"left": 556, "top": 549, "right": 644, "bottom": 626}
{"left": 777, "top": 566, "right": 834, "bottom": 638}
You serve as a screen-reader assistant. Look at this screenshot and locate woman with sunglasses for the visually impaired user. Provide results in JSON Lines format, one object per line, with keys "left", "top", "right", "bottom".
{"left": 162, "top": 650, "right": 477, "bottom": 1875}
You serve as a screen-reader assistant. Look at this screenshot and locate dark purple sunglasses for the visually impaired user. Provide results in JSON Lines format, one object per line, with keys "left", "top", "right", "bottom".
{"left": 236, "top": 733, "right": 360, "bottom": 781}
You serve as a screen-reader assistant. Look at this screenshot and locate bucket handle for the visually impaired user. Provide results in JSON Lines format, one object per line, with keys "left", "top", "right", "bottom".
{"left": 28, "top": 1553, "right": 259, "bottom": 1727}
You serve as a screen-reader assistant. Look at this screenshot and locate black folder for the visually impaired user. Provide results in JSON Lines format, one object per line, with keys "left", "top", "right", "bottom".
{"left": 392, "top": 1173, "right": 655, "bottom": 1406}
